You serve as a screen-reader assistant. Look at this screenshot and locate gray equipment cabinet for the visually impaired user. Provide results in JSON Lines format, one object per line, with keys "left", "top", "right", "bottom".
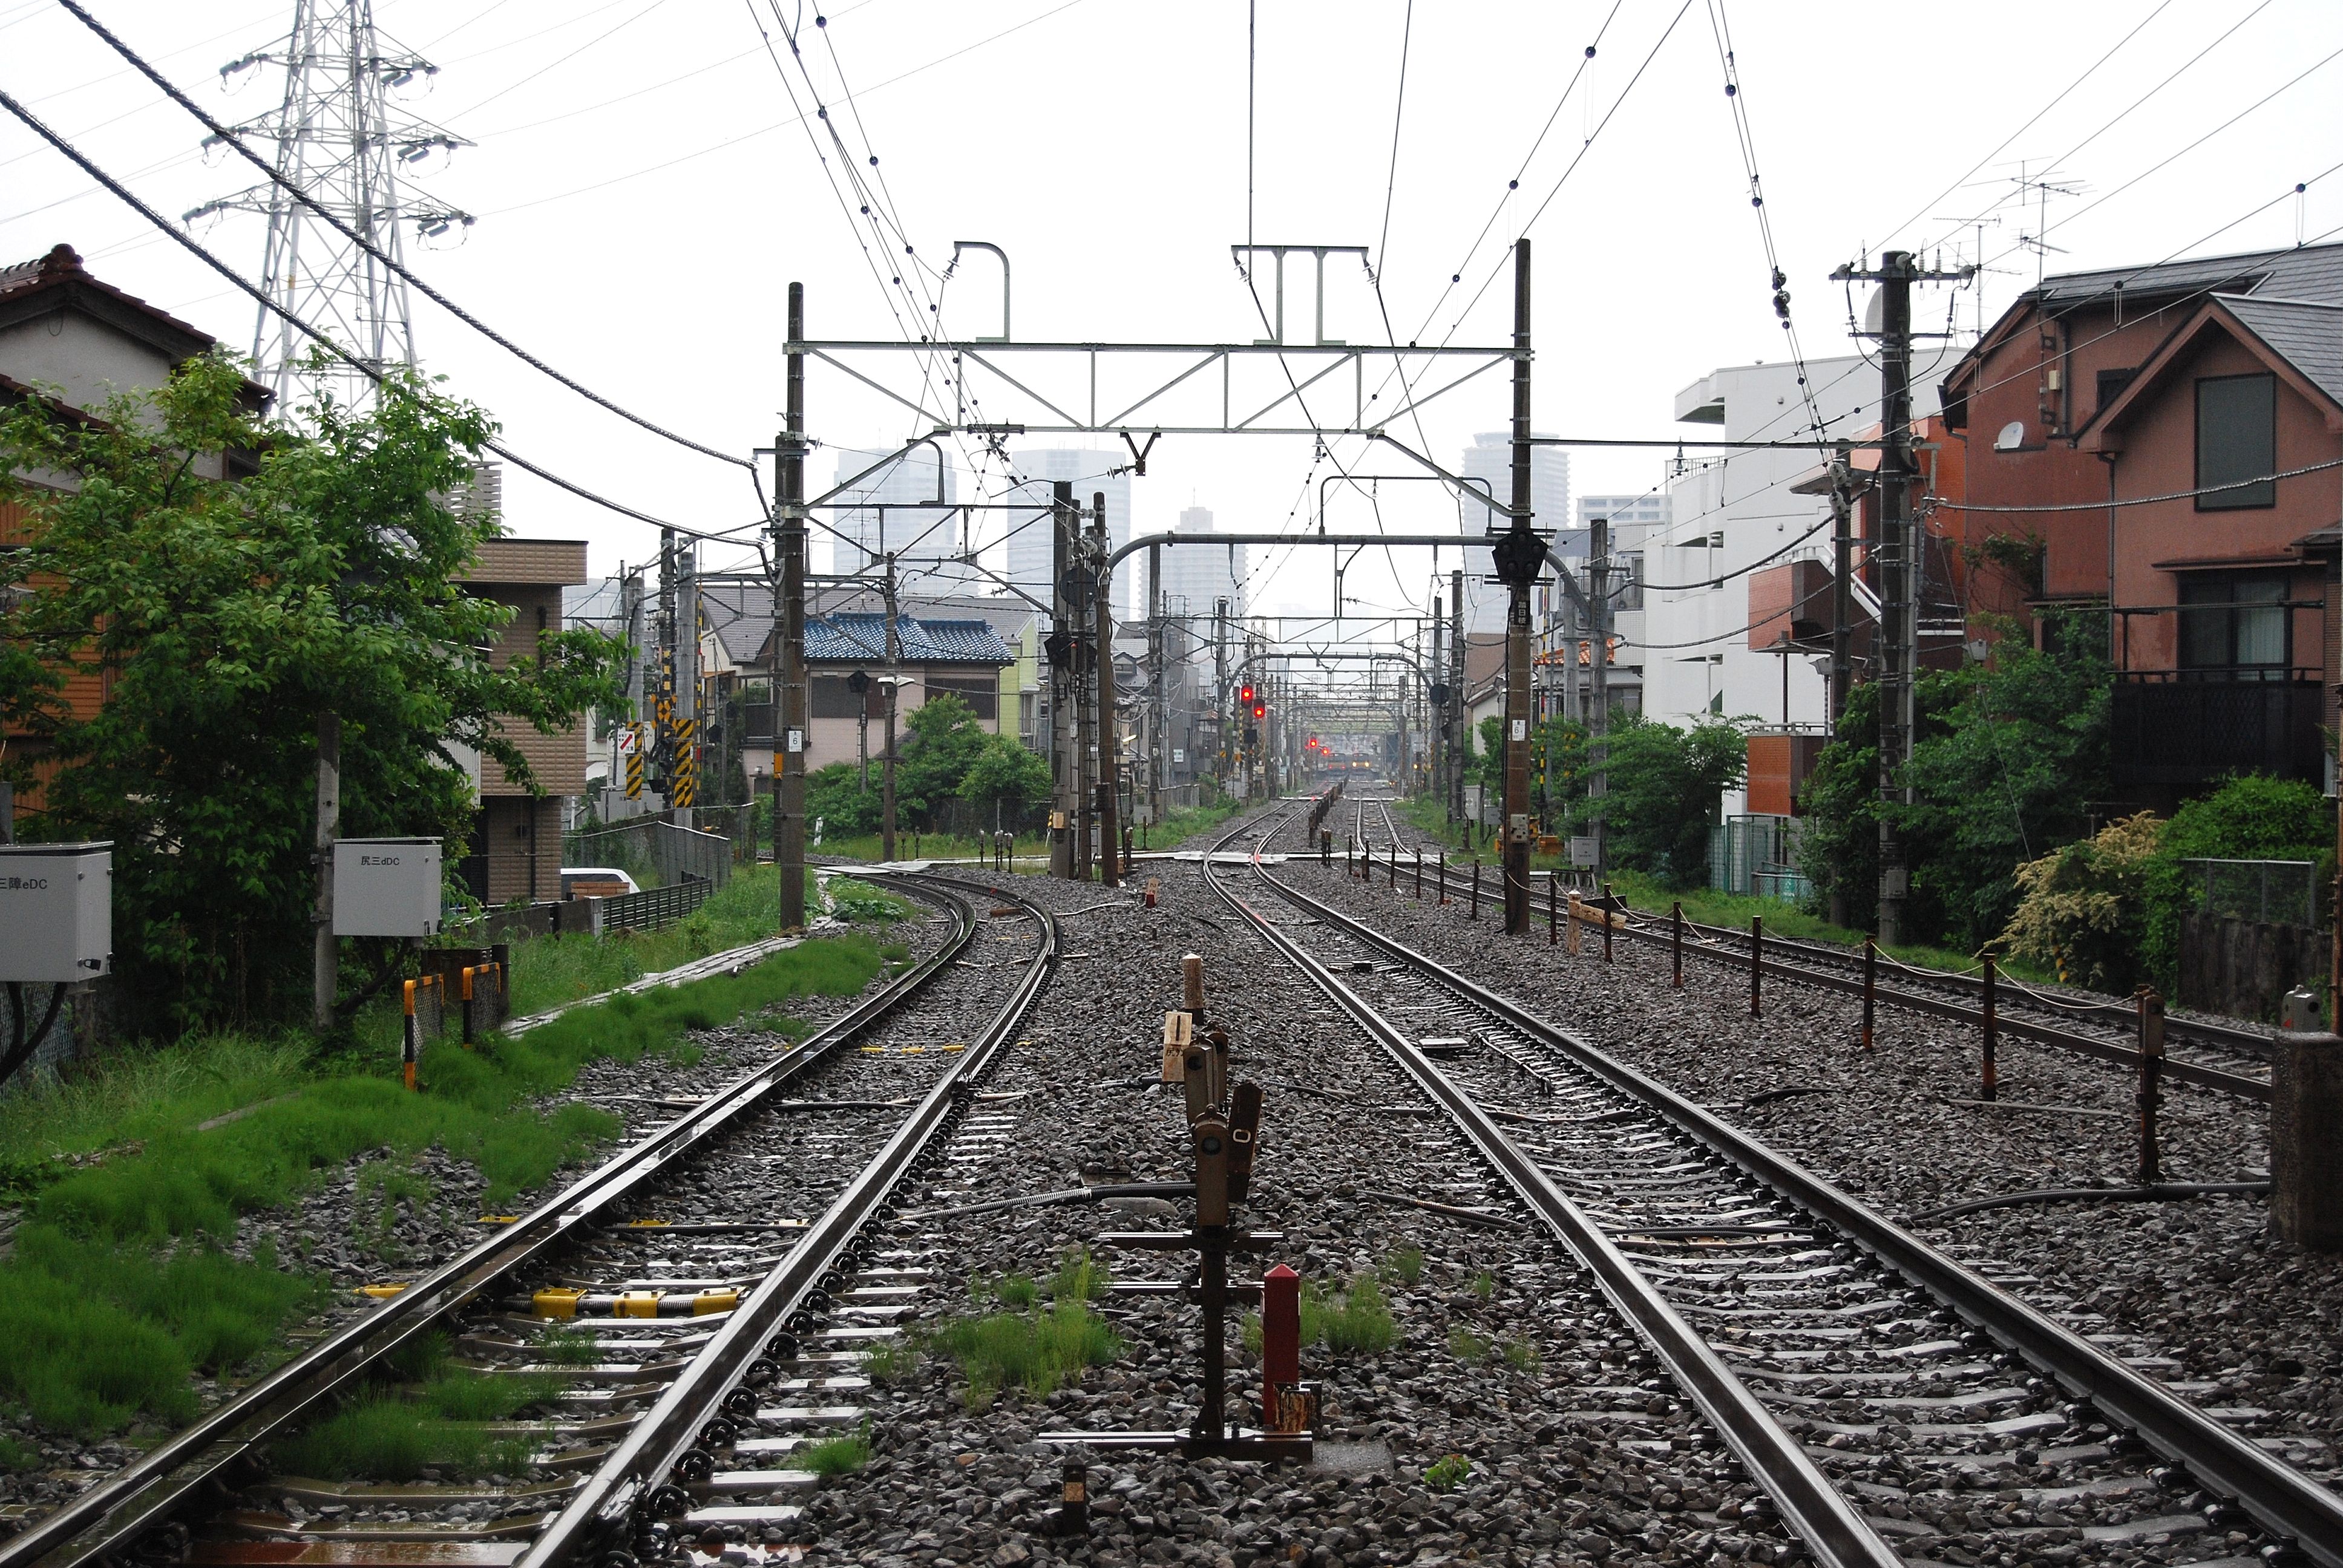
{"left": 0, "top": 842, "right": 113, "bottom": 983}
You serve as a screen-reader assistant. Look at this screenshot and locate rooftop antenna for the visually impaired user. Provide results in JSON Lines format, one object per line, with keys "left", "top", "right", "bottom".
{"left": 188, "top": 0, "right": 473, "bottom": 411}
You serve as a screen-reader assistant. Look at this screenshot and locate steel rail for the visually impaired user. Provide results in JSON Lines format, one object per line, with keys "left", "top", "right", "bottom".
{"left": 517, "top": 868, "right": 1057, "bottom": 1568}
{"left": 0, "top": 883, "right": 986, "bottom": 1568}
{"left": 1248, "top": 848, "right": 2343, "bottom": 1566}
{"left": 1201, "top": 815, "right": 1904, "bottom": 1568}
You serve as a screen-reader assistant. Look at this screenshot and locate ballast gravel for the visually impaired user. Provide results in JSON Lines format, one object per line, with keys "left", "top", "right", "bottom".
{"left": 1283, "top": 812, "right": 2343, "bottom": 1492}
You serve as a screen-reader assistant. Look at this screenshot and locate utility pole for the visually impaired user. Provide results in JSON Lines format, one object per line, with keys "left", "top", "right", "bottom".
{"left": 1831, "top": 249, "right": 1968, "bottom": 947}
{"left": 1429, "top": 593, "right": 1446, "bottom": 814}
{"left": 1493, "top": 240, "right": 1545, "bottom": 936}
{"left": 1213, "top": 596, "right": 1230, "bottom": 798}
{"left": 1589, "top": 515, "right": 1611, "bottom": 876}
{"left": 1092, "top": 492, "right": 1120, "bottom": 886}
{"left": 776, "top": 283, "right": 808, "bottom": 931}
{"left": 619, "top": 567, "right": 645, "bottom": 817}
{"left": 1147, "top": 543, "right": 1165, "bottom": 828}
{"left": 882, "top": 554, "right": 900, "bottom": 862}
{"left": 1049, "top": 481, "right": 1079, "bottom": 879}
{"left": 1449, "top": 568, "right": 1466, "bottom": 824}
{"left": 313, "top": 710, "right": 339, "bottom": 1031}
{"left": 658, "top": 527, "right": 677, "bottom": 809}
{"left": 1829, "top": 442, "right": 1855, "bottom": 731}
{"left": 674, "top": 539, "right": 698, "bottom": 829}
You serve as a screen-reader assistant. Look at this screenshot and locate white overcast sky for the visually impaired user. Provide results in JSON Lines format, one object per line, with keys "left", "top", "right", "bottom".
{"left": 3, "top": 0, "right": 2336, "bottom": 630}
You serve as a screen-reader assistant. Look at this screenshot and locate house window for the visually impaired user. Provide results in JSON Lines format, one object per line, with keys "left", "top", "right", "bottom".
{"left": 2195, "top": 373, "right": 2277, "bottom": 509}
{"left": 2178, "top": 573, "right": 2288, "bottom": 676}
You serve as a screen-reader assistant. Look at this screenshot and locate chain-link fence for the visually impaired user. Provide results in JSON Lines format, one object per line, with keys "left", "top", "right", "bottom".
{"left": 563, "top": 820, "right": 733, "bottom": 889}
{"left": 2184, "top": 858, "right": 2321, "bottom": 929}
{"left": 1709, "top": 814, "right": 1811, "bottom": 902}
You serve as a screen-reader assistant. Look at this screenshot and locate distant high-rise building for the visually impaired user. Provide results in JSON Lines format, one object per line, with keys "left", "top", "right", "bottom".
{"left": 829, "top": 445, "right": 968, "bottom": 592}
{"left": 1004, "top": 448, "right": 1132, "bottom": 616}
{"left": 1456, "top": 432, "right": 1570, "bottom": 635}
{"left": 1158, "top": 505, "right": 1247, "bottom": 621}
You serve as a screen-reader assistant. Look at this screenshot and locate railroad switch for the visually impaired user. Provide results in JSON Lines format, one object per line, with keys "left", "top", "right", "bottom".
{"left": 1044, "top": 956, "right": 1312, "bottom": 1462}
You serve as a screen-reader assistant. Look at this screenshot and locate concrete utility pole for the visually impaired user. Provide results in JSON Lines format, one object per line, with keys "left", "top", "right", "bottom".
{"left": 882, "top": 554, "right": 900, "bottom": 862}
{"left": 1213, "top": 596, "right": 1230, "bottom": 797}
{"left": 619, "top": 567, "right": 645, "bottom": 814}
{"left": 1429, "top": 594, "right": 1446, "bottom": 812}
{"left": 1049, "top": 481, "right": 1079, "bottom": 879}
{"left": 1147, "top": 543, "right": 1165, "bottom": 828}
{"left": 675, "top": 539, "right": 698, "bottom": 829}
{"left": 1495, "top": 239, "right": 1545, "bottom": 936}
{"left": 1830, "top": 250, "right": 1967, "bottom": 947}
{"left": 1588, "top": 516, "right": 1611, "bottom": 875}
{"left": 776, "top": 282, "right": 808, "bottom": 931}
{"left": 1449, "top": 569, "right": 1466, "bottom": 824}
{"left": 313, "top": 710, "right": 339, "bottom": 1031}
{"left": 1828, "top": 442, "right": 1855, "bottom": 731}
{"left": 1092, "top": 492, "right": 1120, "bottom": 886}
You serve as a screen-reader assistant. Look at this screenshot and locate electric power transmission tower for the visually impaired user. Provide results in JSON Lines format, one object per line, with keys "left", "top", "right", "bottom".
{"left": 188, "top": 0, "right": 473, "bottom": 409}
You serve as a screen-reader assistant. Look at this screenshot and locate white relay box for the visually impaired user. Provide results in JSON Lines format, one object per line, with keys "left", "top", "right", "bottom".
{"left": 0, "top": 842, "right": 113, "bottom": 983}
{"left": 332, "top": 838, "right": 444, "bottom": 938}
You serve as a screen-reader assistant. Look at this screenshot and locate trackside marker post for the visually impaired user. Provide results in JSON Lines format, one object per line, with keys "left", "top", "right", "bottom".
{"left": 1981, "top": 954, "right": 1999, "bottom": 1101}
{"left": 1602, "top": 881, "right": 1613, "bottom": 964}
{"left": 1861, "top": 939, "right": 1878, "bottom": 1050}
{"left": 1750, "top": 916, "right": 1762, "bottom": 1017}
{"left": 1671, "top": 901, "right": 1683, "bottom": 988}
{"left": 2137, "top": 988, "right": 2164, "bottom": 1184}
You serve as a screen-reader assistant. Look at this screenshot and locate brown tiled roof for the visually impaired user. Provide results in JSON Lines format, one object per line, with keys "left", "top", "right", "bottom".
{"left": 0, "top": 243, "right": 218, "bottom": 350}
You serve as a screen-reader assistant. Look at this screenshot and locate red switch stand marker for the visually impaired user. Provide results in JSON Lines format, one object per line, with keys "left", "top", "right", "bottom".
{"left": 1262, "top": 1264, "right": 1311, "bottom": 1434}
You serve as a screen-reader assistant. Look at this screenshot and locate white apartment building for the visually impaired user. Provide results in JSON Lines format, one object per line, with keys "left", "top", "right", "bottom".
{"left": 1004, "top": 448, "right": 1134, "bottom": 618}
{"left": 1640, "top": 354, "right": 1936, "bottom": 746}
{"left": 1456, "top": 431, "right": 1570, "bottom": 636}
{"left": 828, "top": 445, "right": 968, "bottom": 591}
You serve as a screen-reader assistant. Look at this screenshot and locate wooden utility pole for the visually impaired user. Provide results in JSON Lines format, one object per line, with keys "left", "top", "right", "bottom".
{"left": 776, "top": 282, "right": 808, "bottom": 930}
{"left": 312, "top": 710, "right": 339, "bottom": 1031}
{"left": 1093, "top": 493, "right": 1120, "bottom": 886}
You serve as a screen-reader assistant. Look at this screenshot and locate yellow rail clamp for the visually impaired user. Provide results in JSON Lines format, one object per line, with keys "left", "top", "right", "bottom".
{"left": 859, "top": 1045, "right": 886, "bottom": 1054}
{"left": 531, "top": 1287, "right": 586, "bottom": 1319}
{"left": 692, "top": 1289, "right": 740, "bottom": 1315}
{"left": 615, "top": 1290, "right": 663, "bottom": 1318}
{"left": 477, "top": 1215, "right": 519, "bottom": 1225}
{"left": 942, "top": 1044, "right": 966, "bottom": 1053}
{"left": 900, "top": 1045, "right": 925, "bottom": 1054}
{"left": 624, "top": 1218, "right": 671, "bottom": 1227}
{"left": 358, "top": 1283, "right": 408, "bottom": 1299}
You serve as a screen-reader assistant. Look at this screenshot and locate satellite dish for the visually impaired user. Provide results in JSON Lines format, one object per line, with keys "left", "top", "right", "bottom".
{"left": 1995, "top": 420, "right": 2026, "bottom": 451}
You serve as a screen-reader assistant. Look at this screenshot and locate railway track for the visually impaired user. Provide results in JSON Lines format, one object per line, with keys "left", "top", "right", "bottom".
{"left": 1331, "top": 798, "right": 2273, "bottom": 1102}
{"left": 1208, "top": 800, "right": 2338, "bottom": 1567}
{"left": 1, "top": 870, "right": 1055, "bottom": 1568}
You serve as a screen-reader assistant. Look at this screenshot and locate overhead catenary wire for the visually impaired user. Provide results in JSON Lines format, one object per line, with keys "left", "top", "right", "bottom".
{"left": 53, "top": 0, "right": 757, "bottom": 474}
{"left": 0, "top": 82, "right": 732, "bottom": 542}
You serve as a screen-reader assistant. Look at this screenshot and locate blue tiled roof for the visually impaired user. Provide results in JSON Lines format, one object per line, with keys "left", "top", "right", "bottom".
{"left": 807, "top": 612, "right": 1014, "bottom": 666}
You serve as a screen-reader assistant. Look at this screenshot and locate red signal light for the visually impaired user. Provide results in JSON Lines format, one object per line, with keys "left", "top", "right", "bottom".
{"left": 1251, "top": 701, "right": 1266, "bottom": 720}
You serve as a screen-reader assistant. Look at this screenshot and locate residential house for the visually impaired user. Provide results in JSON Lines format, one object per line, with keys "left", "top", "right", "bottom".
{"left": 1939, "top": 241, "right": 2343, "bottom": 805}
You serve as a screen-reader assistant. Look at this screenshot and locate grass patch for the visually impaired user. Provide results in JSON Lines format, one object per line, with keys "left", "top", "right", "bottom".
{"left": 825, "top": 878, "right": 909, "bottom": 924}
{"left": 1424, "top": 1453, "right": 1471, "bottom": 1492}
{"left": 861, "top": 1338, "right": 919, "bottom": 1385}
{"left": 0, "top": 933, "right": 886, "bottom": 1437}
{"left": 0, "top": 1432, "right": 38, "bottom": 1472}
{"left": 1447, "top": 1326, "right": 1490, "bottom": 1362}
{"left": 1386, "top": 1244, "right": 1424, "bottom": 1284}
{"left": 270, "top": 1391, "right": 543, "bottom": 1481}
{"left": 799, "top": 1425, "right": 871, "bottom": 1477}
{"left": 931, "top": 1265, "right": 1124, "bottom": 1411}
{"left": 1300, "top": 1273, "right": 1396, "bottom": 1357}
{"left": 1498, "top": 1336, "right": 1539, "bottom": 1371}
{"left": 1470, "top": 1270, "right": 1495, "bottom": 1301}
{"left": 1047, "top": 1246, "right": 1110, "bottom": 1301}
{"left": 535, "top": 1322, "right": 603, "bottom": 1367}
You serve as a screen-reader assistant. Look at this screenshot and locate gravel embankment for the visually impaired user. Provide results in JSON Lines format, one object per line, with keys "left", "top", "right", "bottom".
{"left": 788, "top": 846, "right": 1809, "bottom": 1568}
{"left": 1279, "top": 838, "right": 2343, "bottom": 1485}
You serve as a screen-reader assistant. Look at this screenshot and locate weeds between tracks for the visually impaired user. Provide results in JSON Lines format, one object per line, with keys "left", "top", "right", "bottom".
{"left": 0, "top": 928, "right": 898, "bottom": 1437}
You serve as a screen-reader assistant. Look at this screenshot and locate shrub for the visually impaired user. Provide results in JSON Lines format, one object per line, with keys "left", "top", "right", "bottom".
{"left": 1424, "top": 1454, "right": 1471, "bottom": 1492}
{"left": 2000, "top": 812, "right": 2162, "bottom": 993}
{"left": 2142, "top": 774, "right": 2334, "bottom": 990}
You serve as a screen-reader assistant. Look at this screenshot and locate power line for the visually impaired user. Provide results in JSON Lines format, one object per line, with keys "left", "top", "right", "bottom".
{"left": 1374, "top": 0, "right": 1414, "bottom": 273}
{"left": 55, "top": 0, "right": 757, "bottom": 475}
{"left": 0, "top": 82, "right": 733, "bottom": 543}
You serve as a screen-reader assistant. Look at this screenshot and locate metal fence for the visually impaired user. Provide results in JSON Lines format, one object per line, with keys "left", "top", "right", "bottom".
{"left": 2184, "top": 857, "right": 2321, "bottom": 929}
{"left": 1709, "top": 813, "right": 1811, "bottom": 902}
{"left": 597, "top": 877, "right": 717, "bottom": 933}
{"left": 563, "top": 819, "right": 734, "bottom": 889}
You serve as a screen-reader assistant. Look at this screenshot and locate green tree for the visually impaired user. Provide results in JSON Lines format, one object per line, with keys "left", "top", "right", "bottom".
{"left": 896, "top": 693, "right": 988, "bottom": 825}
{"left": 0, "top": 354, "right": 622, "bottom": 1032}
{"left": 1797, "top": 679, "right": 1880, "bottom": 926}
{"left": 958, "top": 731, "right": 1050, "bottom": 825}
{"left": 2001, "top": 812, "right": 2163, "bottom": 993}
{"left": 1598, "top": 714, "right": 1749, "bottom": 886}
{"left": 1896, "top": 627, "right": 2112, "bottom": 950}
{"left": 805, "top": 761, "right": 880, "bottom": 839}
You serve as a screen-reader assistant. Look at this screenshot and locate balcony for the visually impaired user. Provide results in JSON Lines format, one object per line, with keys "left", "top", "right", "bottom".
{"left": 2111, "top": 669, "right": 2325, "bottom": 788}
